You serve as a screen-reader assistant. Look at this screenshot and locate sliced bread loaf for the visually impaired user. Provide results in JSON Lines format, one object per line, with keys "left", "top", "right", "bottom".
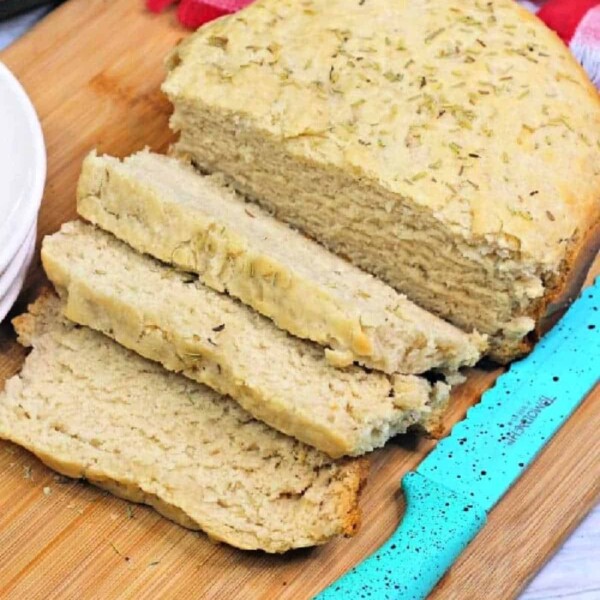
{"left": 77, "top": 150, "right": 485, "bottom": 375}
{"left": 163, "top": 0, "right": 600, "bottom": 362}
{"left": 0, "top": 293, "right": 366, "bottom": 552}
{"left": 42, "top": 221, "right": 450, "bottom": 458}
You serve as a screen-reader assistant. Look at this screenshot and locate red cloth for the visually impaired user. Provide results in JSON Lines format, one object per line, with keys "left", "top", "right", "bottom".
{"left": 538, "top": 0, "right": 599, "bottom": 43}
{"left": 146, "top": 0, "right": 252, "bottom": 28}
{"left": 537, "top": 0, "right": 600, "bottom": 86}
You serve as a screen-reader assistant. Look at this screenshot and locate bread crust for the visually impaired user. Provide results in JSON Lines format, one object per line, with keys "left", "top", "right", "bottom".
{"left": 494, "top": 218, "right": 600, "bottom": 363}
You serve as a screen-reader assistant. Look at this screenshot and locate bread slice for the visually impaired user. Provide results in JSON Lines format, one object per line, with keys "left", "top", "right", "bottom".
{"left": 77, "top": 150, "right": 485, "bottom": 375}
{"left": 163, "top": 0, "right": 600, "bottom": 362}
{"left": 41, "top": 221, "right": 449, "bottom": 458}
{"left": 0, "top": 293, "right": 367, "bottom": 553}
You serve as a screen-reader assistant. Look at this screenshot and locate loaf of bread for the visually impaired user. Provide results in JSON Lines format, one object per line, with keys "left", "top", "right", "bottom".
{"left": 42, "top": 221, "right": 450, "bottom": 458}
{"left": 0, "top": 294, "right": 367, "bottom": 552}
{"left": 77, "top": 150, "right": 485, "bottom": 375}
{"left": 163, "top": 0, "right": 600, "bottom": 362}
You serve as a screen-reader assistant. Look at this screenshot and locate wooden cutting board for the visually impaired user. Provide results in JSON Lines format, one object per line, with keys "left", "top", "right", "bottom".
{"left": 0, "top": 2, "right": 598, "bottom": 598}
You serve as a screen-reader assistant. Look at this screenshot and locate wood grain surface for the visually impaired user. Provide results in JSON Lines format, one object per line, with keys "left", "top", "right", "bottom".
{"left": 0, "top": 1, "right": 598, "bottom": 598}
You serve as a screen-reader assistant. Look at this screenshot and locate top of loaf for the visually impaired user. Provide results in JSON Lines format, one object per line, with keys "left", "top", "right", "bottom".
{"left": 163, "top": 0, "right": 600, "bottom": 268}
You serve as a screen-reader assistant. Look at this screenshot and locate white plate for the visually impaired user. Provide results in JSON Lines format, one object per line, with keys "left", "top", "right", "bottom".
{"left": 0, "top": 60, "right": 45, "bottom": 273}
{"left": 0, "top": 221, "right": 36, "bottom": 324}
{"left": 0, "top": 218, "right": 36, "bottom": 301}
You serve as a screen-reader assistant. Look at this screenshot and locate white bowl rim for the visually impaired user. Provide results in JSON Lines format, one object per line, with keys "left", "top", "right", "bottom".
{"left": 0, "top": 223, "right": 36, "bottom": 324}
{"left": 0, "top": 60, "right": 46, "bottom": 272}
{"left": 0, "top": 218, "right": 36, "bottom": 299}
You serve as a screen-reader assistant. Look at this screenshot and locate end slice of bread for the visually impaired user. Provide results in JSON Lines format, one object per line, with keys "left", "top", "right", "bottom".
{"left": 0, "top": 293, "right": 367, "bottom": 553}
{"left": 77, "top": 150, "right": 486, "bottom": 375}
{"left": 41, "top": 221, "right": 450, "bottom": 458}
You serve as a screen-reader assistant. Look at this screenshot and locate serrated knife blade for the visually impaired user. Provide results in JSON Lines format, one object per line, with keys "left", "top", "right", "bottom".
{"left": 317, "top": 279, "right": 599, "bottom": 600}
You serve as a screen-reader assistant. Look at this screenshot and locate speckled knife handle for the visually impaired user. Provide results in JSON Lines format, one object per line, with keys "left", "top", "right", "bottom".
{"left": 316, "top": 472, "right": 486, "bottom": 600}
{"left": 317, "top": 279, "right": 599, "bottom": 600}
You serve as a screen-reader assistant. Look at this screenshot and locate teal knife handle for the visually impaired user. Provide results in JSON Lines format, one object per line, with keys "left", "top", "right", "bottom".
{"left": 316, "top": 472, "right": 486, "bottom": 600}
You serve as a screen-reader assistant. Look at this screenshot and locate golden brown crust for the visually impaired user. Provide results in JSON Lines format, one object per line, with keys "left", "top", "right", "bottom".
{"left": 492, "top": 220, "right": 600, "bottom": 364}
{"left": 338, "top": 457, "right": 369, "bottom": 537}
{"left": 538, "top": 220, "right": 600, "bottom": 335}
{"left": 11, "top": 287, "right": 56, "bottom": 347}
{"left": 490, "top": 338, "right": 532, "bottom": 365}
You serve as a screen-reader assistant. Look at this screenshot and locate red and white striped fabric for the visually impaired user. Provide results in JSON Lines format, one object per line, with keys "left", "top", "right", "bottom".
{"left": 147, "top": 0, "right": 600, "bottom": 88}
{"left": 520, "top": 0, "right": 600, "bottom": 86}
{"left": 146, "top": 0, "right": 252, "bottom": 29}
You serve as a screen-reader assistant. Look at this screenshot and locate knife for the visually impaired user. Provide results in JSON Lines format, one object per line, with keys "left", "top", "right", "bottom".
{"left": 317, "top": 278, "right": 599, "bottom": 600}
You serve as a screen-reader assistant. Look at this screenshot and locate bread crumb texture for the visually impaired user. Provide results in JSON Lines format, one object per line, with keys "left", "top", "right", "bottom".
{"left": 41, "top": 221, "right": 450, "bottom": 458}
{"left": 1, "top": 294, "right": 367, "bottom": 553}
{"left": 77, "top": 149, "right": 486, "bottom": 375}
